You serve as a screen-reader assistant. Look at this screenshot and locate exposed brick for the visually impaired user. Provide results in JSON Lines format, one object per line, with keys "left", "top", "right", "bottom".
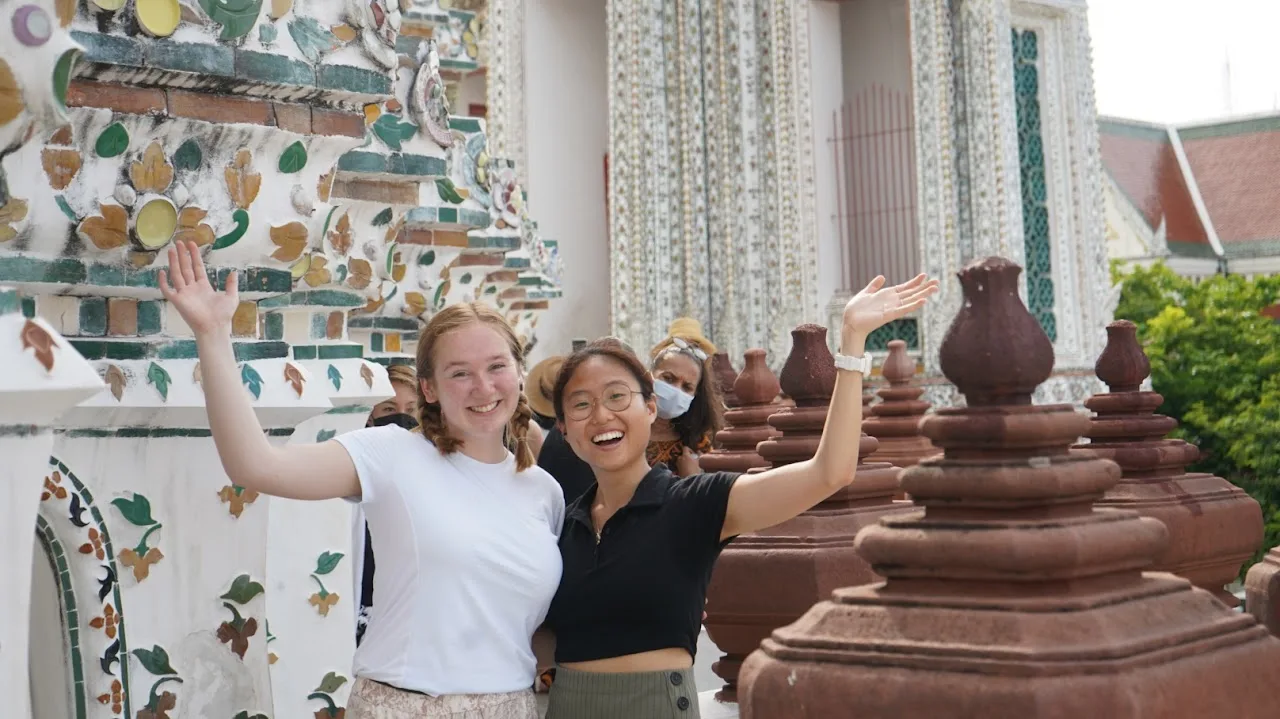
{"left": 511, "top": 300, "right": 550, "bottom": 311}
{"left": 385, "top": 333, "right": 402, "bottom": 353}
{"left": 66, "top": 80, "right": 166, "bottom": 115}
{"left": 168, "top": 89, "right": 273, "bottom": 126}
{"left": 330, "top": 178, "right": 418, "bottom": 205}
{"left": 326, "top": 311, "right": 344, "bottom": 340}
{"left": 107, "top": 298, "right": 138, "bottom": 336}
{"left": 431, "top": 231, "right": 471, "bottom": 247}
{"left": 500, "top": 287, "right": 527, "bottom": 300}
{"left": 312, "top": 109, "right": 366, "bottom": 138}
{"left": 485, "top": 270, "right": 520, "bottom": 283}
{"left": 231, "top": 301, "right": 259, "bottom": 338}
{"left": 273, "top": 103, "right": 312, "bottom": 134}
{"left": 457, "top": 253, "right": 504, "bottom": 267}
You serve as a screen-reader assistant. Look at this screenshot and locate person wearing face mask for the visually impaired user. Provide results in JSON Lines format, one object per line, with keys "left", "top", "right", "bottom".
{"left": 645, "top": 319, "right": 724, "bottom": 478}
{"left": 353, "top": 364, "right": 419, "bottom": 646}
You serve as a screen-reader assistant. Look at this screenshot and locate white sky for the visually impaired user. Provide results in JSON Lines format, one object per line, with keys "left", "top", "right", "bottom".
{"left": 1089, "top": 0, "right": 1280, "bottom": 124}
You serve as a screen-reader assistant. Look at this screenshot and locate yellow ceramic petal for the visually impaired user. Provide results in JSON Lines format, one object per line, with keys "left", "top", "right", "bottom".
{"left": 90, "top": 0, "right": 127, "bottom": 11}
{"left": 134, "top": 197, "right": 178, "bottom": 249}
{"left": 289, "top": 253, "right": 311, "bottom": 279}
{"left": 136, "top": 0, "right": 181, "bottom": 37}
{"left": 0, "top": 59, "right": 23, "bottom": 126}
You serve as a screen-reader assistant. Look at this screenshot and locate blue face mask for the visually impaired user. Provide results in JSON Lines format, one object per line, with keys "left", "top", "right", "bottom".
{"left": 653, "top": 379, "right": 695, "bottom": 420}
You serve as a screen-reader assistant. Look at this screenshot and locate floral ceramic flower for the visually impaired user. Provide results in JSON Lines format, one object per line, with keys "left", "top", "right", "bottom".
{"left": 41, "top": 471, "right": 67, "bottom": 501}
{"left": 79, "top": 527, "right": 105, "bottom": 560}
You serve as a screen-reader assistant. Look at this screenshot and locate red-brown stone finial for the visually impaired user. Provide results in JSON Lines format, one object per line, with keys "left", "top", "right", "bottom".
{"left": 1095, "top": 320, "right": 1149, "bottom": 393}
{"left": 882, "top": 339, "right": 915, "bottom": 385}
{"left": 704, "top": 324, "right": 908, "bottom": 701}
{"left": 1082, "top": 318, "right": 1262, "bottom": 608}
{"left": 939, "top": 256, "right": 1054, "bottom": 406}
{"left": 778, "top": 324, "right": 835, "bottom": 407}
{"left": 712, "top": 351, "right": 740, "bottom": 408}
{"left": 733, "top": 349, "right": 780, "bottom": 407}
{"left": 739, "top": 257, "right": 1280, "bottom": 718}
{"left": 864, "top": 339, "right": 938, "bottom": 472}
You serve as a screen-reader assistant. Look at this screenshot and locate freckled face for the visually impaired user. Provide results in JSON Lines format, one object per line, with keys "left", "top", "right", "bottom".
{"left": 421, "top": 323, "right": 521, "bottom": 443}
{"left": 561, "top": 356, "right": 656, "bottom": 473}
{"left": 653, "top": 352, "right": 702, "bottom": 396}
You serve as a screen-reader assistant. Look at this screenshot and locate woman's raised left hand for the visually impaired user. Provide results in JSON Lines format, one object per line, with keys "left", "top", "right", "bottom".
{"left": 842, "top": 273, "right": 939, "bottom": 337}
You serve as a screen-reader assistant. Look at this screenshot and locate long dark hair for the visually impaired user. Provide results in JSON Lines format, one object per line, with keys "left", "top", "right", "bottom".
{"left": 651, "top": 345, "right": 724, "bottom": 449}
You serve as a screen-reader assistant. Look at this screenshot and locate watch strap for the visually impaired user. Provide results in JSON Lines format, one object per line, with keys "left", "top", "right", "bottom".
{"left": 834, "top": 351, "right": 872, "bottom": 375}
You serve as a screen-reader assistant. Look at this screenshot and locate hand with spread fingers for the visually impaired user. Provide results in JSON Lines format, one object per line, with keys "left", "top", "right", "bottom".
{"left": 843, "top": 273, "right": 940, "bottom": 337}
{"left": 157, "top": 240, "right": 240, "bottom": 336}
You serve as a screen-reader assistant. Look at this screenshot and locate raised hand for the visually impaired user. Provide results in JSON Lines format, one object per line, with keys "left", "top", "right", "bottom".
{"left": 158, "top": 240, "right": 240, "bottom": 337}
{"left": 843, "top": 273, "right": 939, "bottom": 337}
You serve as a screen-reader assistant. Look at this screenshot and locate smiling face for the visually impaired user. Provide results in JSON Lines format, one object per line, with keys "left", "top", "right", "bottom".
{"left": 420, "top": 322, "right": 522, "bottom": 447}
{"left": 653, "top": 350, "right": 702, "bottom": 397}
{"left": 560, "top": 355, "right": 657, "bottom": 475}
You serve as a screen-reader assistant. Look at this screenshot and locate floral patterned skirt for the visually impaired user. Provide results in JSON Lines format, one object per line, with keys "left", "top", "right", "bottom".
{"left": 347, "top": 677, "right": 539, "bottom": 719}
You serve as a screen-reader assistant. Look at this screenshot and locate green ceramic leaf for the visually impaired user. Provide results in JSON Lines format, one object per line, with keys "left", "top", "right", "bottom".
{"left": 146, "top": 362, "right": 171, "bottom": 400}
{"left": 436, "top": 177, "right": 464, "bottom": 204}
{"left": 419, "top": 250, "right": 436, "bottom": 266}
{"left": 316, "top": 428, "right": 336, "bottom": 442}
{"left": 240, "top": 363, "right": 264, "bottom": 400}
{"left": 287, "top": 16, "right": 341, "bottom": 62}
{"left": 111, "top": 493, "right": 158, "bottom": 527}
{"left": 55, "top": 196, "right": 77, "bottom": 221}
{"left": 326, "top": 364, "right": 342, "bottom": 390}
{"left": 334, "top": 264, "right": 348, "bottom": 283}
{"left": 95, "top": 122, "right": 130, "bottom": 158}
{"left": 460, "top": 273, "right": 472, "bottom": 284}
{"left": 53, "top": 49, "right": 81, "bottom": 111}
{"left": 198, "top": 0, "right": 264, "bottom": 40}
{"left": 278, "top": 141, "right": 308, "bottom": 174}
{"left": 385, "top": 242, "right": 397, "bottom": 275}
{"left": 314, "top": 671, "right": 348, "bottom": 694}
{"left": 258, "top": 22, "right": 277, "bottom": 44}
{"left": 220, "top": 574, "right": 265, "bottom": 604}
{"left": 173, "top": 140, "right": 202, "bottom": 171}
{"left": 132, "top": 645, "right": 178, "bottom": 677}
{"left": 371, "top": 114, "right": 418, "bottom": 151}
{"left": 314, "top": 551, "right": 344, "bottom": 575}
{"left": 432, "top": 281, "right": 448, "bottom": 309}
{"left": 371, "top": 207, "right": 393, "bottom": 227}
{"left": 211, "top": 209, "right": 250, "bottom": 251}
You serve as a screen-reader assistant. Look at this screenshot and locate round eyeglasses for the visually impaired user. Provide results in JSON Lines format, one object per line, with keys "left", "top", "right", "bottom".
{"left": 564, "top": 385, "right": 644, "bottom": 421}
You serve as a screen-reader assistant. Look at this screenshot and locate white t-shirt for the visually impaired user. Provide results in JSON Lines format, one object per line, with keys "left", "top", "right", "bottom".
{"left": 336, "top": 425, "right": 564, "bottom": 695}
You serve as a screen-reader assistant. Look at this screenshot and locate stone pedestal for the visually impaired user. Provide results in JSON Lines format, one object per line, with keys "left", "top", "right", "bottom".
{"left": 699, "top": 349, "right": 779, "bottom": 475}
{"left": 703, "top": 325, "right": 907, "bottom": 702}
{"left": 864, "top": 339, "right": 938, "bottom": 474}
{"left": 713, "top": 352, "right": 740, "bottom": 409}
{"left": 1247, "top": 551, "right": 1280, "bottom": 635}
{"left": 1081, "top": 320, "right": 1262, "bottom": 608}
{"left": 739, "top": 257, "right": 1280, "bottom": 718}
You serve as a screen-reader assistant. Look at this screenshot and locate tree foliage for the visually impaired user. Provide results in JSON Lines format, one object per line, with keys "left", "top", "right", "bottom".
{"left": 1112, "top": 261, "right": 1280, "bottom": 563}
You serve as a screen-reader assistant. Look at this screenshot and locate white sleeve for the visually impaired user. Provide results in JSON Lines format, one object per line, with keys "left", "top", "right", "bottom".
{"left": 333, "top": 425, "right": 407, "bottom": 505}
{"left": 547, "top": 474, "right": 566, "bottom": 539}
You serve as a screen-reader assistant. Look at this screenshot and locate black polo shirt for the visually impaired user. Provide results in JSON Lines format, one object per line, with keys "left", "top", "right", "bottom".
{"left": 545, "top": 464, "right": 739, "bottom": 663}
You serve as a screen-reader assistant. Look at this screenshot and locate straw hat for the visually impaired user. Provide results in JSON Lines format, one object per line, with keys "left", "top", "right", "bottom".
{"left": 651, "top": 317, "right": 718, "bottom": 360}
{"left": 525, "top": 355, "right": 565, "bottom": 419}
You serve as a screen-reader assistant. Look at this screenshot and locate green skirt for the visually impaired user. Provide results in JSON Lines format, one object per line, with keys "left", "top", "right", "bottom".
{"left": 545, "top": 666, "right": 699, "bottom": 719}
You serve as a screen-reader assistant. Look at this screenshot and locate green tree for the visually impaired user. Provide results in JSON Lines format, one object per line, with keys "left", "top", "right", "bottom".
{"left": 1114, "top": 262, "right": 1280, "bottom": 563}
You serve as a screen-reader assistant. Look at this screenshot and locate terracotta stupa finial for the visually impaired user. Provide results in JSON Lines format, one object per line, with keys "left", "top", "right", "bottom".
{"left": 778, "top": 324, "right": 835, "bottom": 407}
{"left": 1095, "top": 320, "right": 1149, "bottom": 393}
{"left": 734, "top": 349, "right": 780, "bottom": 406}
{"left": 939, "top": 257, "right": 1054, "bottom": 406}
{"left": 881, "top": 340, "right": 915, "bottom": 386}
{"left": 712, "top": 352, "right": 741, "bottom": 408}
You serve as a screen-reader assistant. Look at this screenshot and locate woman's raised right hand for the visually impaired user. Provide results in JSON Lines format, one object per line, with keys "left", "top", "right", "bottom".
{"left": 158, "top": 240, "right": 240, "bottom": 336}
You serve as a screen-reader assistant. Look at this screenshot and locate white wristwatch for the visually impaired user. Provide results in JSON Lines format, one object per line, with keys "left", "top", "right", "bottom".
{"left": 834, "top": 351, "right": 872, "bottom": 375}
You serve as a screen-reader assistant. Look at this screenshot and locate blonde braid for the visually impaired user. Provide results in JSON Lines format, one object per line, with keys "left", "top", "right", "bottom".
{"left": 507, "top": 391, "right": 536, "bottom": 471}
{"left": 417, "top": 383, "right": 462, "bottom": 453}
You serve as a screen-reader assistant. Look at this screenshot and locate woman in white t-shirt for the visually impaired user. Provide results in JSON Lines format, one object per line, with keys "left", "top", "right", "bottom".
{"left": 159, "top": 241, "right": 564, "bottom": 718}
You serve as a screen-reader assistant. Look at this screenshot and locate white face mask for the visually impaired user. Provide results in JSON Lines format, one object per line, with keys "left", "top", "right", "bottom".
{"left": 653, "top": 379, "right": 695, "bottom": 419}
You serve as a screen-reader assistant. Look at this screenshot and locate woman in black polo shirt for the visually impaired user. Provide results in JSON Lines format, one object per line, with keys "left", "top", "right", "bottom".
{"left": 541, "top": 273, "right": 938, "bottom": 718}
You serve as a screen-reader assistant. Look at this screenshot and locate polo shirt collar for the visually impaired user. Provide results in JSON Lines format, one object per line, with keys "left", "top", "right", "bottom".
{"left": 567, "top": 465, "right": 676, "bottom": 526}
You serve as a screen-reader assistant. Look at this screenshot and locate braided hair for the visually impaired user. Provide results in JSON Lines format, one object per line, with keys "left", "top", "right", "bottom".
{"left": 414, "top": 302, "right": 536, "bottom": 471}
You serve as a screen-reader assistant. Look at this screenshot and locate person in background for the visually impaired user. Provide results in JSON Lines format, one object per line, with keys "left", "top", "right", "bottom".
{"left": 354, "top": 364, "right": 418, "bottom": 646}
{"left": 646, "top": 319, "right": 724, "bottom": 477}
{"left": 530, "top": 355, "right": 595, "bottom": 506}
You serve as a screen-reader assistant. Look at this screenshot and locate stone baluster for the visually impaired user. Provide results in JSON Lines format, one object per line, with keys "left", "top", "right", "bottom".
{"left": 864, "top": 340, "right": 939, "bottom": 496}
{"left": 1080, "top": 320, "right": 1262, "bottom": 608}
{"left": 712, "top": 352, "right": 740, "bottom": 409}
{"left": 699, "top": 349, "right": 779, "bottom": 475}
{"left": 739, "top": 257, "right": 1280, "bottom": 717}
{"left": 703, "top": 325, "right": 908, "bottom": 702}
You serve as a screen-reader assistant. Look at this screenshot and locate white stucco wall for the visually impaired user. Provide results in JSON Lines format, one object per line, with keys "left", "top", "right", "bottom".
{"left": 524, "top": 0, "right": 611, "bottom": 363}
{"left": 810, "top": 1, "right": 847, "bottom": 314}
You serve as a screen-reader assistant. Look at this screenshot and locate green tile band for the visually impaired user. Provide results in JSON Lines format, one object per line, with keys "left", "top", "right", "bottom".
{"left": 35, "top": 515, "right": 87, "bottom": 719}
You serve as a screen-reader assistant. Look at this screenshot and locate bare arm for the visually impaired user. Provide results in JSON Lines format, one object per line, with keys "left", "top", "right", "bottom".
{"left": 162, "top": 241, "right": 360, "bottom": 501}
{"left": 721, "top": 275, "right": 938, "bottom": 540}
